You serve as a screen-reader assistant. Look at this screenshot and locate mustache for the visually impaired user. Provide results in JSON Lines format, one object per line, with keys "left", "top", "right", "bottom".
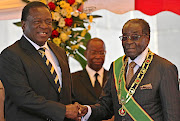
{"left": 124, "top": 47, "right": 135, "bottom": 50}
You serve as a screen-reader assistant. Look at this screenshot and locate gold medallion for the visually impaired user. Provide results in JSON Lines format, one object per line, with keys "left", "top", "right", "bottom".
{"left": 118, "top": 107, "right": 126, "bottom": 116}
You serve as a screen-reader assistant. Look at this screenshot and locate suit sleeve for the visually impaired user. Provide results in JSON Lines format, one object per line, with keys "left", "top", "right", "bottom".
{"left": 159, "top": 63, "right": 180, "bottom": 121}
{"left": 0, "top": 49, "right": 66, "bottom": 121}
{"left": 89, "top": 64, "right": 114, "bottom": 120}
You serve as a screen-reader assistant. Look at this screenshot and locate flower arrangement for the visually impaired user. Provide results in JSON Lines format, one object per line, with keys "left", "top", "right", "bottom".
{"left": 14, "top": 0, "right": 101, "bottom": 68}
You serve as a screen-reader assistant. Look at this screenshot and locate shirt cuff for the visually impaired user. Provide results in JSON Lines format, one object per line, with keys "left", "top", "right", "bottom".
{"left": 81, "top": 105, "right": 92, "bottom": 121}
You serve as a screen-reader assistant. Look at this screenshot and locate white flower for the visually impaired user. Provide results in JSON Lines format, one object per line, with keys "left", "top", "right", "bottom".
{"left": 60, "top": 9, "right": 67, "bottom": 17}
{"left": 52, "top": 12, "right": 61, "bottom": 21}
{"left": 58, "top": 18, "right": 65, "bottom": 27}
{"left": 73, "top": 11, "right": 79, "bottom": 17}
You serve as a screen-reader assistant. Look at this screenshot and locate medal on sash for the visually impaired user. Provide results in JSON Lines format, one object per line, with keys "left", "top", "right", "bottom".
{"left": 119, "top": 105, "right": 126, "bottom": 116}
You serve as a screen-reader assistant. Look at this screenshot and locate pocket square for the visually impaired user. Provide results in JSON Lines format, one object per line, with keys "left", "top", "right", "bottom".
{"left": 140, "top": 83, "right": 152, "bottom": 90}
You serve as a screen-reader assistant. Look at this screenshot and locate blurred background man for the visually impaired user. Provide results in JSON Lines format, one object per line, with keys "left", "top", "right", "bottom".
{"left": 72, "top": 38, "right": 114, "bottom": 121}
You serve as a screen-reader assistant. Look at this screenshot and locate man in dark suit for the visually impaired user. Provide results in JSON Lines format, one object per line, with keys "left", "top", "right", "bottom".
{"left": 0, "top": 2, "right": 79, "bottom": 121}
{"left": 72, "top": 38, "right": 114, "bottom": 121}
{"left": 72, "top": 38, "right": 107, "bottom": 105}
{"left": 79, "top": 19, "right": 180, "bottom": 121}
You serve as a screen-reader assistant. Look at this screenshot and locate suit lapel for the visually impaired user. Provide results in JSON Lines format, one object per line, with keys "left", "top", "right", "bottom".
{"left": 102, "top": 70, "right": 108, "bottom": 87}
{"left": 80, "top": 70, "right": 97, "bottom": 98}
{"left": 20, "top": 36, "right": 59, "bottom": 94}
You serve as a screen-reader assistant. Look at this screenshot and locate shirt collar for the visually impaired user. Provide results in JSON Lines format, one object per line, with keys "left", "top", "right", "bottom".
{"left": 128, "top": 47, "right": 149, "bottom": 67}
{"left": 23, "top": 34, "right": 49, "bottom": 51}
{"left": 86, "top": 65, "right": 104, "bottom": 78}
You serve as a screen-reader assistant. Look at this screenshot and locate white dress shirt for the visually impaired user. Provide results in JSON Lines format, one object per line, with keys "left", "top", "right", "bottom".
{"left": 24, "top": 34, "right": 62, "bottom": 87}
{"left": 86, "top": 65, "right": 104, "bottom": 87}
{"left": 127, "top": 47, "right": 149, "bottom": 75}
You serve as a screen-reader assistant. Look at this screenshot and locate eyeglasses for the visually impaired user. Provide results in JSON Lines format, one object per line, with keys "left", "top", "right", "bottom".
{"left": 89, "top": 51, "right": 106, "bottom": 56}
{"left": 119, "top": 34, "right": 148, "bottom": 41}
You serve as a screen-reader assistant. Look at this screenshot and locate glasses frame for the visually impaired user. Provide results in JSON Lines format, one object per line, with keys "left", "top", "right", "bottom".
{"left": 88, "top": 50, "right": 106, "bottom": 56}
{"left": 119, "top": 34, "right": 149, "bottom": 41}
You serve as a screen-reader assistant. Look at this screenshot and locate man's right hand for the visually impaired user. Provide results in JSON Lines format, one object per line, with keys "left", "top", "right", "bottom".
{"left": 65, "top": 102, "right": 80, "bottom": 120}
{"left": 78, "top": 105, "right": 88, "bottom": 117}
{"left": 75, "top": 105, "right": 88, "bottom": 121}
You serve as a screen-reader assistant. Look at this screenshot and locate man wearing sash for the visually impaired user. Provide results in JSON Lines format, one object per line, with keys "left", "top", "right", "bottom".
{"left": 80, "top": 19, "right": 180, "bottom": 121}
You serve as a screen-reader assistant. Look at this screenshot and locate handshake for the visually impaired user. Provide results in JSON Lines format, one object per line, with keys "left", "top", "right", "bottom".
{"left": 65, "top": 102, "right": 88, "bottom": 121}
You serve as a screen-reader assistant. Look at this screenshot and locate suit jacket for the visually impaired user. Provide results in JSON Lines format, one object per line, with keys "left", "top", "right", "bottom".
{"left": 0, "top": 36, "right": 73, "bottom": 121}
{"left": 89, "top": 54, "right": 180, "bottom": 121}
{"left": 72, "top": 69, "right": 108, "bottom": 105}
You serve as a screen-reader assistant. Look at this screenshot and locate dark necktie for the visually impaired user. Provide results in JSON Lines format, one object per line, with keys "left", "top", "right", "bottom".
{"left": 38, "top": 48, "right": 61, "bottom": 93}
{"left": 94, "top": 73, "right": 102, "bottom": 97}
{"left": 126, "top": 62, "right": 136, "bottom": 86}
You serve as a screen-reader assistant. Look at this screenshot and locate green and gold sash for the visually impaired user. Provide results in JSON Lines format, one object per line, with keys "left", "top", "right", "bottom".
{"left": 113, "top": 50, "right": 154, "bottom": 121}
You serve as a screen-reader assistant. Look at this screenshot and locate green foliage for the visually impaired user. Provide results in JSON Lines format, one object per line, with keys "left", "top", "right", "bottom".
{"left": 13, "top": 22, "right": 21, "bottom": 27}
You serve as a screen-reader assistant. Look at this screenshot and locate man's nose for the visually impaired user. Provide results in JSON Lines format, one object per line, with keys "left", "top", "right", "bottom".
{"left": 40, "top": 21, "right": 49, "bottom": 28}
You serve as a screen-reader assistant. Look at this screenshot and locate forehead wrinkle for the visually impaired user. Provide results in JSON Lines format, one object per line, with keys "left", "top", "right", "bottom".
{"left": 123, "top": 28, "right": 142, "bottom": 35}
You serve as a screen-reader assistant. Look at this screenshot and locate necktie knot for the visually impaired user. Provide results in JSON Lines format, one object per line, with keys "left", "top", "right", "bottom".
{"left": 39, "top": 47, "right": 46, "bottom": 52}
{"left": 38, "top": 48, "right": 46, "bottom": 57}
{"left": 129, "top": 62, "right": 136, "bottom": 68}
{"left": 95, "top": 73, "right": 99, "bottom": 78}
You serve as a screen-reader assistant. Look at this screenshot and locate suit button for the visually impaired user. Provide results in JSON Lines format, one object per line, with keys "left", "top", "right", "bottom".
{"left": 122, "top": 118, "right": 126, "bottom": 121}
{"left": 46, "top": 118, "right": 52, "bottom": 121}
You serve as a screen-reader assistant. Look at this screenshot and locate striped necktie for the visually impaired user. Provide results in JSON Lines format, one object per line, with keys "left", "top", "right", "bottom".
{"left": 38, "top": 48, "right": 61, "bottom": 93}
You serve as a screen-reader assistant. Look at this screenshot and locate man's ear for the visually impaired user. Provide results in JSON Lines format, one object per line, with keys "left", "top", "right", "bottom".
{"left": 21, "top": 21, "right": 25, "bottom": 31}
{"left": 104, "top": 50, "right": 106, "bottom": 55}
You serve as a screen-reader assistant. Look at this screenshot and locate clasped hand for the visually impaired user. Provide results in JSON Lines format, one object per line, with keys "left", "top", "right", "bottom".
{"left": 65, "top": 102, "right": 88, "bottom": 121}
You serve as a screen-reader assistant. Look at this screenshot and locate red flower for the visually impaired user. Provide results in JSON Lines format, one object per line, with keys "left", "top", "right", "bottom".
{"left": 51, "top": 30, "right": 59, "bottom": 38}
{"left": 48, "top": 2, "right": 56, "bottom": 11}
{"left": 65, "top": 18, "right": 73, "bottom": 27}
{"left": 77, "top": 4, "right": 83, "bottom": 12}
{"left": 67, "top": 0, "right": 75, "bottom": 5}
